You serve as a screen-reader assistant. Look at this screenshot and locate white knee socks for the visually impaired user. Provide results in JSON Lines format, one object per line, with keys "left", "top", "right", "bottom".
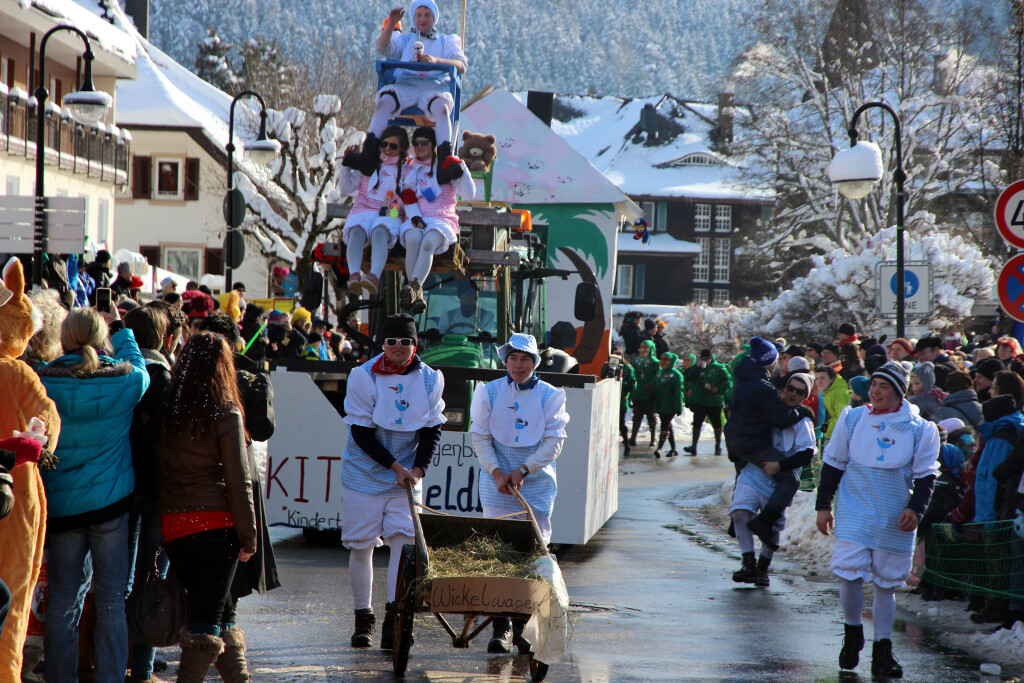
{"left": 730, "top": 509, "right": 755, "bottom": 554}
{"left": 349, "top": 546, "right": 374, "bottom": 610}
{"left": 410, "top": 232, "right": 446, "bottom": 283}
{"left": 404, "top": 230, "right": 423, "bottom": 281}
{"left": 369, "top": 226, "right": 391, "bottom": 279}
{"left": 346, "top": 229, "right": 368, "bottom": 278}
{"left": 840, "top": 577, "right": 864, "bottom": 625}
{"left": 369, "top": 96, "right": 399, "bottom": 137}
{"left": 872, "top": 586, "right": 896, "bottom": 640}
{"left": 387, "top": 535, "right": 414, "bottom": 602}
{"left": 429, "top": 98, "right": 453, "bottom": 145}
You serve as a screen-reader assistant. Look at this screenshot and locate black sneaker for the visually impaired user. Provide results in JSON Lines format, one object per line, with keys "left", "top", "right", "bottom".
{"left": 683, "top": 444, "right": 697, "bottom": 454}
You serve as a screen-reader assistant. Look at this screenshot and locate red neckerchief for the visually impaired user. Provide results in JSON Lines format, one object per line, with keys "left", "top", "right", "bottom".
{"left": 372, "top": 353, "right": 415, "bottom": 375}
{"left": 868, "top": 402, "right": 902, "bottom": 415}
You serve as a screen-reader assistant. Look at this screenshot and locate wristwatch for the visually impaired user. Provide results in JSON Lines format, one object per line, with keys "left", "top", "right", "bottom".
{"left": 519, "top": 464, "right": 530, "bottom": 477}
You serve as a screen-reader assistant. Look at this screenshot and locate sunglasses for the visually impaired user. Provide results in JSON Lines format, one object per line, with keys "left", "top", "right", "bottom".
{"left": 381, "top": 141, "right": 403, "bottom": 152}
{"left": 412, "top": 139, "right": 434, "bottom": 147}
{"left": 384, "top": 337, "right": 415, "bottom": 347}
{"left": 784, "top": 385, "right": 806, "bottom": 394}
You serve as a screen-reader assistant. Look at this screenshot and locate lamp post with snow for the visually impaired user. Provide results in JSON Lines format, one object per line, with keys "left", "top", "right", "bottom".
{"left": 223, "top": 90, "right": 280, "bottom": 292}
{"left": 33, "top": 26, "right": 112, "bottom": 288}
{"left": 828, "top": 101, "right": 907, "bottom": 338}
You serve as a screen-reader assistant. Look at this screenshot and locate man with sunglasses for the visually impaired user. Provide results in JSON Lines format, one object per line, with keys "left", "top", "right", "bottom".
{"left": 729, "top": 373, "right": 815, "bottom": 587}
{"left": 340, "top": 314, "right": 445, "bottom": 651}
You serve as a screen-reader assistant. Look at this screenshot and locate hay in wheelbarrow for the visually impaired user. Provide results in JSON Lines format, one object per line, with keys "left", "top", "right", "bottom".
{"left": 426, "top": 532, "right": 546, "bottom": 579}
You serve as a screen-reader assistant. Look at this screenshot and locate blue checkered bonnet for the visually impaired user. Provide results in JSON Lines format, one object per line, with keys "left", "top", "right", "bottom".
{"left": 498, "top": 333, "right": 540, "bottom": 368}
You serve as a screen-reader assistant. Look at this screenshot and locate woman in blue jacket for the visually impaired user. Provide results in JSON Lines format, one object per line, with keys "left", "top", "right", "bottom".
{"left": 37, "top": 307, "right": 148, "bottom": 683}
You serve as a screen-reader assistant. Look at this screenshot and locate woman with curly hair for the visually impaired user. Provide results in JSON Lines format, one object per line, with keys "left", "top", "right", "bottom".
{"left": 155, "top": 333, "right": 256, "bottom": 681}
{"left": 22, "top": 289, "right": 67, "bottom": 366}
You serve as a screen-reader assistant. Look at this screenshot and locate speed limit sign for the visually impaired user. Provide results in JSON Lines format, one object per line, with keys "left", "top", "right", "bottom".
{"left": 995, "top": 180, "right": 1024, "bottom": 249}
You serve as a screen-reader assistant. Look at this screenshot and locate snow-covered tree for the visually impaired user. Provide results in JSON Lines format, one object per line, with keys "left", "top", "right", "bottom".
{"left": 658, "top": 304, "right": 752, "bottom": 361}
{"left": 236, "top": 37, "right": 302, "bottom": 111}
{"left": 233, "top": 95, "right": 360, "bottom": 284}
{"left": 730, "top": 0, "right": 1001, "bottom": 285}
{"left": 194, "top": 27, "right": 241, "bottom": 94}
{"left": 738, "top": 214, "right": 995, "bottom": 341}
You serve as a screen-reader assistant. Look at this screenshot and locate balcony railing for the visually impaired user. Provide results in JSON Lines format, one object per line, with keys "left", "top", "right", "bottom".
{"left": 1, "top": 87, "right": 130, "bottom": 187}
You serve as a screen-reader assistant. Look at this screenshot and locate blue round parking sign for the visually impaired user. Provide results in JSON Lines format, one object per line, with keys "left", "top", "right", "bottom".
{"left": 890, "top": 270, "right": 920, "bottom": 298}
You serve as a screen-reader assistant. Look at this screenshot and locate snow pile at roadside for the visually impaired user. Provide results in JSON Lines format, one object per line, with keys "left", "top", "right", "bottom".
{"left": 777, "top": 491, "right": 835, "bottom": 577}
{"left": 674, "top": 481, "right": 732, "bottom": 509}
{"left": 950, "top": 620, "right": 1024, "bottom": 669}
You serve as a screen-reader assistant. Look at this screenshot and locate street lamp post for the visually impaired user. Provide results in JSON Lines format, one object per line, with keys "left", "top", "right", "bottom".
{"left": 223, "top": 90, "right": 280, "bottom": 292}
{"left": 33, "top": 26, "right": 112, "bottom": 287}
{"left": 828, "top": 101, "right": 907, "bottom": 338}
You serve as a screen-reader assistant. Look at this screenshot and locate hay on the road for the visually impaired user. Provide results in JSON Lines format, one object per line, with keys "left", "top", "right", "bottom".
{"left": 427, "top": 533, "right": 544, "bottom": 579}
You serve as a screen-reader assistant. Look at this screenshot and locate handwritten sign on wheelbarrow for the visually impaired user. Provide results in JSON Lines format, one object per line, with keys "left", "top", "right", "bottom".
{"left": 428, "top": 577, "right": 552, "bottom": 616}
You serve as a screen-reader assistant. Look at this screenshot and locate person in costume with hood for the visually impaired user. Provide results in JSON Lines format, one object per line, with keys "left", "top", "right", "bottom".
{"left": 653, "top": 352, "right": 684, "bottom": 457}
{"left": 471, "top": 333, "right": 569, "bottom": 654}
{"left": 341, "top": 314, "right": 445, "bottom": 650}
{"left": 0, "top": 258, "right": 63, "bottom": 681}
{"left": 398, "top": 125, "right": 474, "bottom": 313}
{"left": 628, "top": 339, "right": 659, "bottom": 449}
{"left": 345, "top": 0, "right": 468, "bottom": 185}
{"left": 815, "top": 361, "right": 940, "bottom": 678}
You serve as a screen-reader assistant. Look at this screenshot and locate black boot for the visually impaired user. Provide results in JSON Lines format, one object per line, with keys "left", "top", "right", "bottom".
{"left": 871, "top": 638, "right": 903, "bottom": 678}
{"left": 838, "top": 623, "right": 864, "bottom": 670}
{"left": 653, "top": 434, "right": 666, "bottom": 458}
{"left": 713, "top": 429, "right": 722, "bottom": 456}
{"left": 732, "top": 552, "right": 757, "bottom": 583}
{"left": 754, "top": 555, "right": 771, "bottom": 587}
{"left": 746, "top": 508, "right": 782, "bottom": 551}
{"left": 487, "top": 616, "right": 513, "bottom": 653}
{"left": 511, "top": 617, "right": 532, "bottom": 655}
{"left": 667, "top": 432, "right": 678, "bottom": 457}
{"left": 628, "top": 422, "right": 638, "bottom": 447}
{"left": 436, "top": 141, "right": 465, "bottom": 184}
{"left": 350, "top": 608, "right": 375, "bottom": 648}
{"left": 380, "top": 602, "right": 395, "bottom": 650}
{"left": 342, "top": 133, "right": 381, "bottom": 175}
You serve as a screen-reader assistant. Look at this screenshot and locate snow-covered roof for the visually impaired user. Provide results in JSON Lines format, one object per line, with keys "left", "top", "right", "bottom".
{"left": 617, "top": 232, "right": 700, "bottom": 255}
{"left": 460, "top": 88, "right": 633, "bottom": 206}
{"left": 532, "top": 92, "right": 773, "bottom": 202}
{"left": 8, "top": 0, "right": 138, "bottom": 66}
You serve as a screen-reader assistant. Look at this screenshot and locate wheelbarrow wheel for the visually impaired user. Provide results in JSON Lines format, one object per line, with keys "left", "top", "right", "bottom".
{"left": 529, "top": 655, "right": 549, "bottom": 682}
{"left": 392, "top": 544, "right": 417, "bottom": 676}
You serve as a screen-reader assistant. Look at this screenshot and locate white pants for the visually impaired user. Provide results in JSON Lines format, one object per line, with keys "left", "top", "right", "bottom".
{"left": 341, "top": 487, "right": 421, "bottom": 550}
{"left": 831, "top": 539, "right": 913, "bottom": 589}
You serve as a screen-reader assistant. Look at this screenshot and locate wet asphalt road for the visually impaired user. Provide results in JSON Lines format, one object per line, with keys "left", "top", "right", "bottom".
{"left": 168, "top": 443, "right": 998, "bottom": 682}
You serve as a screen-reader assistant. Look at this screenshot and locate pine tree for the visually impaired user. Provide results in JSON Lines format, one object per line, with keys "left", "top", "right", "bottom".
{"left": 194, "top": 27, "right": 241, "bottom": 94}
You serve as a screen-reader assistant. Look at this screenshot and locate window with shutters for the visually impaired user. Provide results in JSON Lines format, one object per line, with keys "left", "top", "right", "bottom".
{"left": 132, "top": 155, "right": 151, "bottom": 199}
{"left": 184, "top": 158, "right": 200, "bottom": 201}
{"left": 155, "top": 158, "right": 182, "bottom": 198}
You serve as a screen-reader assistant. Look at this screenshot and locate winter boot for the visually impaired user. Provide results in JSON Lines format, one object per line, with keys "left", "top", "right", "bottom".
{"left": 628, "top": 421, "right": 638, "bottom": 447}
{"left": 753, "top": 555, "right": 771, "bottom": 587}
{"left": 380, "top": 602, "right": 396, "bottom": 650}
{"left": 870, "top": 638, "right": 903, "bottom": 678}
{"left": 399, "top": 281, "right": 414, "bottom": 310}
{"left": 511, "top": 617, "right": 532, "bottom": 655}
{"left": 653, "top": 434, "right": 666, "bottom": 458}
{"left": 214, "top": 626, "right": 251, "bottom": 683}
{"left": 410, "top": 279, "right": 427, "bottom": 314}
{"left": 487, "top": 616, "right": 514, "bottom": 654}
{"left": 343, "top": 133, "right": 381, "bottom": 175}
{"left": 713, "top": 428, "right": 723, "bottom": 456}
{"left": 436, "top": 141, "right": 465, "bottom": 184}
{"left": 350, "top": 608, "right": 375, "bottom": 648}
{"left": 732, "top": 552, "right": 758, "bottom": 583}
{"left": 838, "top": 623, "right": 864, "bottom": 670}
{"left": 666, "top": 432, "right": 678, "bottom": 457}
{"left": 177, "top": 630, "right": 225, "bottom": 683}
{"left": 746, "top": 508, "right": 782, "bottom": 551}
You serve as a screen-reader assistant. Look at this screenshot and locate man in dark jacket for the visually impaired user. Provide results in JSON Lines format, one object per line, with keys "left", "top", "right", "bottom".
{"left": 724, "top": 336, "right": 807, "bottom": 548}
{"left": 85, "top": 250, "right": 112, "bottom": 305}
{"left": 915, "top": 336, "right": 959, "bottom": 391}
{"left": 110, "top": 261, "right": 134, "bottom": 300}
{"left": 619, "top": 313, "right": 642, "bottom": 358}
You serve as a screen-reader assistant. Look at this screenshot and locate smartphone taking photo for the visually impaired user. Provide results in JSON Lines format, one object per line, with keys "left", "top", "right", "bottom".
{"left": 96, "top": 287, "right": 112, "bottom": 313}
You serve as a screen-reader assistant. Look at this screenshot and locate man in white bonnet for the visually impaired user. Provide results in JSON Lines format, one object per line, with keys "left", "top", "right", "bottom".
{"left": 470, "top": 333, "right": 569, "bottom": 654}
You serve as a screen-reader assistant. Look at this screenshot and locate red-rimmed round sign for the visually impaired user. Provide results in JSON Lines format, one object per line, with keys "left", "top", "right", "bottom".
{"left": 994, "top": 180, "right": 1024, "bottom": 249}
{"left": 998, "top": 253, "right": 1024, "bottom": 323}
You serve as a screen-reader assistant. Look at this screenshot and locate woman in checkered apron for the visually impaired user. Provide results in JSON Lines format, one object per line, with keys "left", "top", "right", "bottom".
{"left": 340, "top": 314, "right": 445, "bottom": 650}
{"left": 470, "top": 333, "right": 569, "bottom": 654}
{"left": 815, "top": 361, "right": 939, "bottom": 678}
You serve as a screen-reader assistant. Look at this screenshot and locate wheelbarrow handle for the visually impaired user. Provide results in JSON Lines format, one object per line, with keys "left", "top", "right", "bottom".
{"left": 509, "top": 486, "right": 551, "bottom": 555}
{"left": 405, "top": 485, "right": 430, "bottom": 578}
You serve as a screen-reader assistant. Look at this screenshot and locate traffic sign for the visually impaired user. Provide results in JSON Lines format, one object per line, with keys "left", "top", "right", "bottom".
{"left": 876, "top": 261, "right": 933, "bottom": 318}
{"left": 994, "top": 180, "right": 1024, "bottom": 249}
{"left": 223, "top": 188, "right": 246, "bottom": 228}
{"left": 997, "top": 253, "right": 1024, "bottom": 323}
{"left": 224, "top": 229, "right": 245, "bottom": 269}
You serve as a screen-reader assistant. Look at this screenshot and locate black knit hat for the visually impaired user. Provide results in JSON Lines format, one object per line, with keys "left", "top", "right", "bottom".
{"left": 784, "top": 344, "right": 805, "bottom": 358}
{"left": 700, "top": 349, "right": 712, "bottom": 358}
{"left": 382, "top": 313, "right": 417, "bottom": 343}
{"left": 412, "top": 126, "right": 436, "bottom": 147}
{"left": 974, "top": 357, "right": 1004, "bottom": 381}
{"left": 838, "top": 322, "right": 856, "bottom": 336}
{"left": 807, "top": 342, "right": 824, "bottom": 354}
{"left": 823, "top": 343, "right": 840, "bottom": 356}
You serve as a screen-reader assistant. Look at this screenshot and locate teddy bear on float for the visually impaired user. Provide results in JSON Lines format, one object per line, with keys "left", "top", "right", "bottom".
{"left": 0, "top": 257, "right": 62, "bottom": 682}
